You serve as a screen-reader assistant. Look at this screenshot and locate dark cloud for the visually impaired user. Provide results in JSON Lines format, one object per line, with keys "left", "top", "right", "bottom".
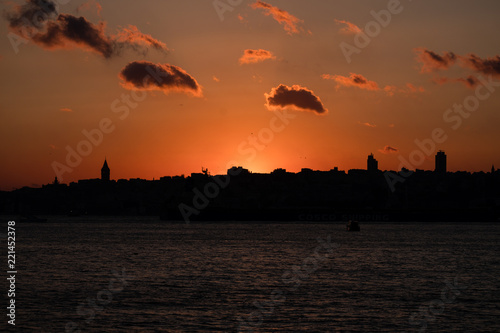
{"left": 5, "top": 0, "right": 167, "bottom": 58}
{"left": 459, "top": 75, "right": 480, "bottom": 87}
{"left": 414, "top": 48, "right": 457, "bottom": 72}
{"left": 119, "top": 61, "right": 202, "bottom": 97}
{"left": 265, "top": 84, "right": 327, "bottom": 115}
{"left": 32, "top": 14, "right": 115, "bottom": 57}
{"left": 5, "top": 0, "right": 58, "bottom": 31}
{"left": 416, "top": 48, "right": 500, "bottom": 88}
{"left": 461, "top": 54, "right": 500, "bottom": 76}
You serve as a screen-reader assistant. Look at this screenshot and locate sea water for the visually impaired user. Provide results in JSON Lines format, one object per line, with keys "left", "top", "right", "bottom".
{"left": 2, "top": 217, "right": 499, "bottom": 332}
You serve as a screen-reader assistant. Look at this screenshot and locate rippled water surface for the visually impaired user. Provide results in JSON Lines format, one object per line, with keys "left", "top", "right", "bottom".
{"left": 4, "top": 218, "right": 500, "bottom": 332}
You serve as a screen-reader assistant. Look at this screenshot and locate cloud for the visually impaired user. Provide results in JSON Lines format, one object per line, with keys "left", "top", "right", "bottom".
{"left": 378, "top": 145, "right": 399, "bottom": 154}
{"left": 5, "top": 0, "right": 167, "bottom": 58}
{"left": 119, "top": 61, "right": 202, "bottom": 97}
{"left": 387, "top": 83, "right": 425, "bottom": 96}
{"left": 250, "top": 1, "right": 304, "bottom": 35}
{"left": 460, "top": 54, "right": 500, "bottom": 76}
{"left": 322, "top": 73, "right": 379, "bottom": 91}
{"left": 212, "top": 75, "right": 220, "bottom": 82}
{"left": 323, "top": 73, "right": 424, "bottom": 96}
{"left": 239, "top": 49, "right": 276, "bottom": 65}
{"left": 334, "top": 19, "right": 361, "bottom": 34}
{"left": 414, "top": 48, "right": 457, "bottom": 73}
{"left": 60, "top": 107, "right": 72, "bottom": 112}
{"left": 416, "top": 48, "right": 500, "bottom": 88}
{"left": 416, "top": 48, "right": 500, "bottom": 77}
{"left": 359, "top": 122, "right": 376, "bottom": 128}
{"left": 264, "top": 84, "right": 327, "bottom": 115}
{"left": 77, "top": 0, "right": 102, "bottom": 16}
{"left": 5, "top": 0, "right": 58, "bottom": 30}
{"left": 237, "top": 14, "right": 247, "bottom": 23}
{"left": 405, "top": 83, "right": 426, "bottom": 93}
{"left": 383, "top": 85, "right": 398, "bottom": 96}
{"left": 115, "top": 25, "right": 168, "bottom": 54}
{"left": 433, "top": 75, "right": 479, "bottom": 88}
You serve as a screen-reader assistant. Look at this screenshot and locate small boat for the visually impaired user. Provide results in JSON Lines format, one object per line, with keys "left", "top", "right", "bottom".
{"left": 346, "top": 220, "right": 360, "bottom": 231}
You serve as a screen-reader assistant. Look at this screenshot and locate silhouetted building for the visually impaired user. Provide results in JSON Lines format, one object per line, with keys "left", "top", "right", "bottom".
{"left": 367, "top": 153, "right": 378, "bottom": 171}
{"left": 435, "top": 151, "right": 446, "bottom": 173}
{"left": 492, "top": 165, "right": 495, "bottom": 174}
{"left": 227, "top": 166, "right": 249, "bottom": 176}
{"left": 101, "top": 159, "right": 110, "bottom": 181}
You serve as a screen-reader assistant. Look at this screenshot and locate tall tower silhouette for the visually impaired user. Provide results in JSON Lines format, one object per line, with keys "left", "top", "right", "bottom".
{"left": 435, "top": 151, "right": 446, "bottom": 173}
{"left": 101, "top": 159, "right": 110, "bottom": 181}
{"left": 367, "top": 153, "right": 378, "bottom": 171}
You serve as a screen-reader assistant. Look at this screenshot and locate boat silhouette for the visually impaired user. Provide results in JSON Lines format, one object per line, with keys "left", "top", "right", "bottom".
{"left": 346, "top": 220, "right": 360, "bottom": 232}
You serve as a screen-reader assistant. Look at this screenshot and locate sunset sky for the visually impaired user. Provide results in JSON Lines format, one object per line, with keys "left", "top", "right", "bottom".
{"left": 1, "top": 0, "right": 500, "bottom": 190}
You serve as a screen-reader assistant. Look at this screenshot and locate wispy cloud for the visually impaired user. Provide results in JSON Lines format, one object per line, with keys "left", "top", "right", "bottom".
{"left": 322, "top": 73, "right": 379, "bottom": 91}
{"left": 60, "top": 107, "right": 73, "bottom": 112}
{"left": 250, "top": 1, "right": 304, "bottom": 35}
{"left": 239, "top": 49, "right": 276, "bottom": 65}
{"left": 115, "top": 25, "right": 168, "bottom": 54}
{"left": 433, "top": 75, "right": 479, "bottom": 88}
{"left": 265, "top": 84, "right": 327, "bottom": 115}
{"left": 77, "top": 0, "right": 102, "bottom": 16}
{"left": 359, "top": 122, "right": 376, "bottom": 128}
{"left": 405, "top": 83, "right": 426, "bottom": 93}
{"left": 414, "top": 48, "right": 457, "bottom": 73}
{"left": 323, "top": 73, "right": 424, "bottom": 96}
{"left": 119, "top": 61, "right": 202, "bottom": 97}
{"left": 378, "top": 145, "right": 399, "bottom": 154}
{"left": 334, "top": 19, "right": 361, "bottom": 34}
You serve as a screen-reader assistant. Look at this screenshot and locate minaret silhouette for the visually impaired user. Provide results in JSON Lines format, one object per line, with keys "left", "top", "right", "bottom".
{"left": 101, "top": 159, "right": 110, "bottom": 181}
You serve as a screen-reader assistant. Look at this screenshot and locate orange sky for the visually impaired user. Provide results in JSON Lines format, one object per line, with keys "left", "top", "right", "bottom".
{"left": 1, "top": 0, "right": 500, "bottom": 190}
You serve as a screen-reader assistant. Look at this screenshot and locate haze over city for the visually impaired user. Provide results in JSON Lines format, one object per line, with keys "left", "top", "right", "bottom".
{"left": 1, "top": 0, "right": 500, "bottom": 191}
